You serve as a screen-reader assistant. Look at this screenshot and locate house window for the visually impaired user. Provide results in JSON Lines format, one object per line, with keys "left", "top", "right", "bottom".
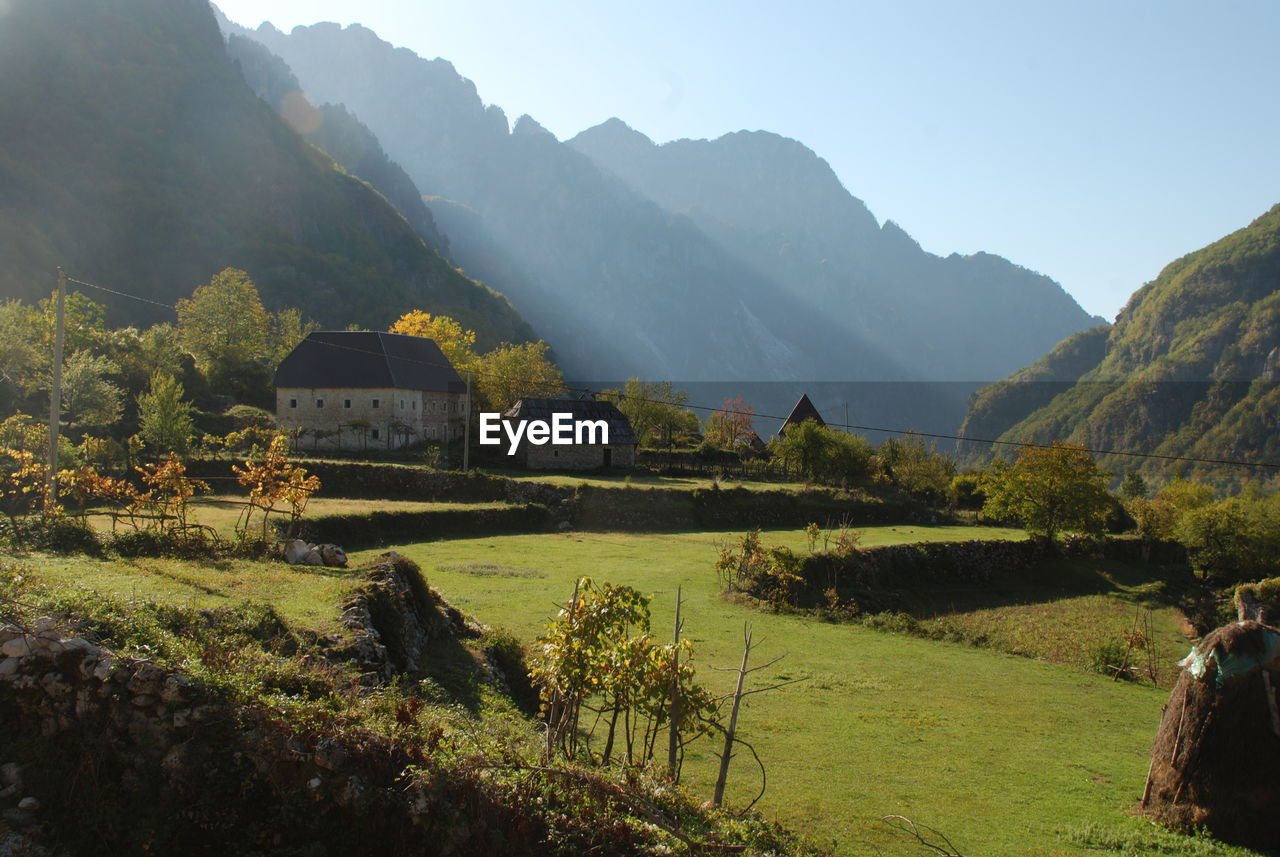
{"left": 400, "top": 399, "right": 405, "bottom": 410}
{"left": 412, "top": 400, "right": 416, "bottom": 410}
{"left": 344, "top": 399, "right": 352, "bottom": 409}
{"left": 372, "top": 399, "right": 380, "bottom": 409}
{"left": 316, "top": 398, "right": 324, "bottom": 409}
{"left": 371, "top": 428, "right": 380, "bottom": 440}
{"left": 289, "top": 398, "right": 297, "bottom": 409}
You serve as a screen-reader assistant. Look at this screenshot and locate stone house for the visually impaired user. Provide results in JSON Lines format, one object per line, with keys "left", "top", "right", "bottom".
{"left": 502, "top": 397, "right": 637, "bottom": 470}
{"left": 274, "top": 331, "right": 467, "bottom": 450}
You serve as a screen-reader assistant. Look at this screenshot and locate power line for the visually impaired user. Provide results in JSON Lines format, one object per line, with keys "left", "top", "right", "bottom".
{"left": 66, "top": 276, "right": 179, "bottom": 312}
{"left": 55, "top": 273, "right": 1280, "bottom": 471}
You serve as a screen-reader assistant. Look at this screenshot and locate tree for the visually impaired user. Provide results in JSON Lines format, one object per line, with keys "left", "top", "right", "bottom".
{"left": 704, "top": 397, "right": 755, "bottom": 448}
{"left": 271, "top": 307, "right": 319, "bottom": 368}
{"left": 137, "top": 372, "right": 196, "bottom": 455}
{"left": 474, "top": 341, "right": 563, "bottom": 412}
{"left": 1119, "top": 471, "right": 1148, "bottom": 501}
{"left": 58, "top": 351, "right": 124, "bottom": 435}
{"left": 981, "top": 442, "right": 1112, "bottom": 542}
{"left": 878, "top": 433, "right": 955, "bottom": 500}
{"left": 388, "top": 310, "right": 477, "bottom": 371}
{"left": 769, "top": 421, "right": 876, "bottom": 485}
{"left": 603, "top": 379, "right": 697, "bottom": 448}
{"left": 176, "top": 268, "right": 271, "bottom": 374}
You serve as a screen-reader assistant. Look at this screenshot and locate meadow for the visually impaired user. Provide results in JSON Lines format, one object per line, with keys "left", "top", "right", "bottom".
{"left": 15, "top": 521, "right": 1254, "bottom": 856}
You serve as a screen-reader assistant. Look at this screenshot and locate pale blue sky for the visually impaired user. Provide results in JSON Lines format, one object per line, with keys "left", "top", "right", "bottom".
{"left": 216, "top": 0, "right": 1280, "bottom": 320}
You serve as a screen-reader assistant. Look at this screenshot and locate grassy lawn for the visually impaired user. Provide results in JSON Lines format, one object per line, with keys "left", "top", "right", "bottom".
{"left": 484, "top": 467, "right": 812, "bottom": 492}
{"left": 80, "top": 495, "right": 513, "bottom": 539}
{"left": 356, "top": 526, "right": 1241, "bottom": 857}
{"left": 9, "top": 521, "right": 1245, "bottom": 856}
{"left": 15, "top": 553, "right": 358, "bottom": 636}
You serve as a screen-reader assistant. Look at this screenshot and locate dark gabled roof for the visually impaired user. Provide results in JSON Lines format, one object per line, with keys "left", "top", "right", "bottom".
{"left": 274, "top": 331, "right": 464, "bottom": 392}
{"left": 503, "top": 398, "right": 638, "bottom": 445}
{"left": 777, "top": 393, "right": 825, "bottom": 438}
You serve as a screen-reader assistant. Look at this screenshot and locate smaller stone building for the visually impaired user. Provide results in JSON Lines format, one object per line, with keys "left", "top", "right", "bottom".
{"left": 274, "top": 331, "right": 466, "bottom": 450}
{"left": 502, "top": 397, "right": 637, "bottom": 470}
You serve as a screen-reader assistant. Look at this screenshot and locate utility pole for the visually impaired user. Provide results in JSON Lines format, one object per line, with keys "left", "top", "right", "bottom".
{"left": 462, "top": 371, "right": 472, "bottom": 471}
{"left": 45, "top": 267, "right": 67, "bottom": 504}
{"left": 843, "top": 402, "right": 849, "bottom": 434}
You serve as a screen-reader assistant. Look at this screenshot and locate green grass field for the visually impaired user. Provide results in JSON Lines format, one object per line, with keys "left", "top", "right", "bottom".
{"left": 80, "top": 495, "right": 514, "bottom": 539}
{"left": 13, "top": 522, "right": 1252, "bottom": 856}
{"left": 347, "top": 526, "right": 1246, "bottom": 857}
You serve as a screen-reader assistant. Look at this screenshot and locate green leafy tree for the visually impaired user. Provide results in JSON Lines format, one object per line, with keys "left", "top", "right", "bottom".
{"left": 176, "top": 268, "right": 271, "bottom": 374}
{"left": 271, "top": 307, "right": 319, "bottom": 368}
{"left": 474, "top": 340, "right": 563, "bottom": 412}
{"left": 981, "top": 442, "right": 1112, "bottom": 542}
{"left": 769, "top": 421, "right": 876, "bottom": 485}
{"left": 58, "top": 351, "right": 123, "bottom": 435}
{"left": 137, "top": 372, "right": 196, "bottom": 455}
{"left": 878, "top": 433, "right": 956, "bottom": 500}
{"left": 603, "top": 379, "right": 697, "bottom": 448}
{"left": 1119, "top": 471, "right": 1148, "bottom": 501}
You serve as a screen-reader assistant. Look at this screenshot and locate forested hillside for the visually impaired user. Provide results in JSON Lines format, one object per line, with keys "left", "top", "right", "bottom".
{"left": 960, "top": 204, "right": 1280, "bottom": 486}
{"left": 0, "top": 0, "right": 532, "bottom": 348}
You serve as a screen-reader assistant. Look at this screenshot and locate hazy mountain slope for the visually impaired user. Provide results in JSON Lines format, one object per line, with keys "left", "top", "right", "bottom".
{"left": 959, "top": 205, "right": 1280, "bottom": 482}
{"left": 0, "top": 0, "right": 530, "bottom": 348}
{"left": 568, "top": 120, "right": 1101, "bottom": 380}
{"left": 223, "top": 31, "right": 449, "bottom": 255}
{"left": 226, "top": 21, "right": 924, "bottom": 381}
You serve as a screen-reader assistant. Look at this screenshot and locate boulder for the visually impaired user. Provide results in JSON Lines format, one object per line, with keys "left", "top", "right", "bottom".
{"left": 318, "top": 544, "right": 348, "bottom": 568}
{"left": 283, "top": 539, "right": 311, "bottom": 565}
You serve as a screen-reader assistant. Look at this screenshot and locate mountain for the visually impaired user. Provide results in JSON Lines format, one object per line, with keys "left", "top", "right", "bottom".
{"left": 228, "top": 19, "right": 1098, "bottom": 383}
{"left": 0, "top": 0, "right": 532, "bottom": 349}
{"left": 959, "top": 205, "right": 1280, "bottom": 484}
{"left": 567, "top": 120, "right": 1100, "bottom": 381}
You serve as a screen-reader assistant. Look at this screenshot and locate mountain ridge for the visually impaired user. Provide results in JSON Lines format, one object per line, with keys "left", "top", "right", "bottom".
{"left": 230, "top": 17, "right": 1097, "bottom": 383}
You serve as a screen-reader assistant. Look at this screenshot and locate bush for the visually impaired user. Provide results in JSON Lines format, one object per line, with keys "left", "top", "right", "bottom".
{"left": 1088, "top": 638, "right": 1134, "bottom": 680}
{"left": 16, "top": 516, "right": 104, "bottom": 555}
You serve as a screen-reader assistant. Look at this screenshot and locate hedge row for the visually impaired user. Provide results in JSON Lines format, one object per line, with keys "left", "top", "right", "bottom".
{"left": 286, "top": 504, "right": 555, "bottom": 547}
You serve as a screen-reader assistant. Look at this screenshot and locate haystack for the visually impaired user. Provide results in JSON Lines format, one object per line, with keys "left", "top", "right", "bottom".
{"left": 1144, "top": 619, "right": 1280, "bottom": 848}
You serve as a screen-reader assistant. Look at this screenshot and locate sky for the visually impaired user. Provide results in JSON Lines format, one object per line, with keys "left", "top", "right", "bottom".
{"left": 214, "top": 0, "right": 1280, "bottom": 321}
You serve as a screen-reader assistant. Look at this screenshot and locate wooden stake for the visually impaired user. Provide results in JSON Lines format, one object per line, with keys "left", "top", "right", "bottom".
{"left": 45, "top": 267, "right": 66, "bottom": 504}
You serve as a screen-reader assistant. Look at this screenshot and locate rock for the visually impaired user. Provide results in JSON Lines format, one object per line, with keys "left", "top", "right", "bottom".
{"left": 313, "top": 739, "right": 349, "bottom": 771}
{"left": 31, "top": 617, "right": 56, "bottom": 634}
{"left": 171, "top": 708, "right": 191, "bottom": 729}
{"left": 160, "top": 675, "right": 192, "bottom": 703}
{"left": 0, "top": 658, "right": 19, "bottom": 678}
{"left": 0, "top": 624, "right": 21, "bottom": 644}
{"left": 318, "top": 544, "right": 348, "bottom": 568}
{"left": 307, "top": 777, "right": 322, "bottom": 790}
{"left": 0, "top": 637, "right": 31, "bottom": 659}
{"left": 62, "top": 637, "right": 96, "bottom": 653}
{"left": 92, "top": 656, "right": 115, "bottom": 682}
{"left": 131, "top": 694, "right": 157, "bottom": 707}
{"left": 1, "top": 763, "right": 21, "bottom": 785}
{"left": 0, "top": 785, "right": 15, "bottom": 800}
{"left": 303, "top": 549, "right": 324, "bottom": 566}
{"left": 1, "top": 807, "right": 33, "bottom": 828}
{"left": 557, "top": 520, "right": 573, "bottom": 531}
{"left": 38, "top": 673, "right": 71, "bottom": 698}
{"left": 283, "top": 539, "right": 311, "bottom": 565}
{"left": 16, "top": 797, "right": 39, "bottom": 813}
{"left": 127, "top": 663, "right": 167, "bottom": 696}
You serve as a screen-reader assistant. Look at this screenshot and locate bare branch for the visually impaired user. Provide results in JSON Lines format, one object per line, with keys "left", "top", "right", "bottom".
{"left": 880, "top": 815, "right": 966, "bottom": 857}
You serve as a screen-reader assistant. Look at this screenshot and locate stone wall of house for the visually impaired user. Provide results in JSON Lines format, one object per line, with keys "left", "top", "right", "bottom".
{"left": 276, "top": 386, "right": 467, "bottom": 450}
{"left": 522, "top": 442, "right": 636, "bottom": 470}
